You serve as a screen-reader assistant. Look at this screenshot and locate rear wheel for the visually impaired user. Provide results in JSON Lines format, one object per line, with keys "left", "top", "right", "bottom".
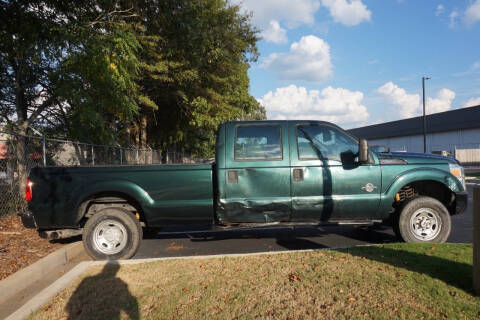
{"left": 397, "top": 196, "right": 451, "bottom": 243}
{"left": 83, "top": 207, "right": 142, "bottom": 260}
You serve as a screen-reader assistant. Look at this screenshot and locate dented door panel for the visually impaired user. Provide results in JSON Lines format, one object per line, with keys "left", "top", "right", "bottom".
{"left": 220, "top": 167, "right": 291, "bottom": 222}
{"left": 216, "top": 121, "right": 292, "bottom": 223}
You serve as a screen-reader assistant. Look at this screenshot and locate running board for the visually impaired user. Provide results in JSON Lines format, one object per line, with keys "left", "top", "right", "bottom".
{"left": 213, "top": 220, "right": 382, "bottom": 231}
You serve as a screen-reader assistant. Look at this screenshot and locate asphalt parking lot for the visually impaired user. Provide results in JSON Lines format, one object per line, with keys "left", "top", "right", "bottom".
{"left": 133, "top": 184, "right": 476, "bottom": 259}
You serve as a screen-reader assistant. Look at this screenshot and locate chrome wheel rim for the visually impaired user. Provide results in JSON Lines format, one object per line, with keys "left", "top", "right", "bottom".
{"left": 409, "top": 208, "right": 441, "bottom": 241}
{"left": 92, "top": 219, "right": 128, "bottom": 255}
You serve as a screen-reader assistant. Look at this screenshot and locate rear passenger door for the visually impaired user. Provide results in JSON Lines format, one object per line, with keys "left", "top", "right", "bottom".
{"left": 222, "top": 122, "right": 291, "bottom": 223}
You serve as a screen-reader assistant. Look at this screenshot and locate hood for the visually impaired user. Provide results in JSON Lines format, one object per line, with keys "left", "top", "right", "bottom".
{"left": 378, "top": 151, "right": 457, "bottom": 165}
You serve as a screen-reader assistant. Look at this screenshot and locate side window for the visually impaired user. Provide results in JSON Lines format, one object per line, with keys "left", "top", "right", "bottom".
{"left": 297, "top": 125, "right": 358, "bottom": 160}
{"left": 235, "top": 125, "right": 282, "bottom": 161}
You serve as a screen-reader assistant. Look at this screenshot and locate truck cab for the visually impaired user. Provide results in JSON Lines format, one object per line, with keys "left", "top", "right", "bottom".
{"left": 215, "top": 120, "right": 383, "bottom": 224}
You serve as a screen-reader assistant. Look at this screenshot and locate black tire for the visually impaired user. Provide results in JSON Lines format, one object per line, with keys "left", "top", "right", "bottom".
{"left": 396, "top": 196, "right": 451, "bottom": 243}
{"left": 83, "top": 207, "right": 142, "bottom": 260}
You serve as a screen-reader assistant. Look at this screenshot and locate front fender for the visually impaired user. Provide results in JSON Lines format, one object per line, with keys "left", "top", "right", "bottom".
{"left": 72, "top": 179, "right": 154, "bottom": 224}
{"left": 378, "top": 167, "right": 463, "bottom": 219}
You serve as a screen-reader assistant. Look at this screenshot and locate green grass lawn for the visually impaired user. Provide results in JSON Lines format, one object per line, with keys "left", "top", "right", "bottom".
{"left": 30, "top": 243, "right": 479, "bottom": 320}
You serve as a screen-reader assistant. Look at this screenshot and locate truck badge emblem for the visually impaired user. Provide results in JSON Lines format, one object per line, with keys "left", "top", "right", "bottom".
{"left": 362, "top": 183, "right": 377, "bottom": 193}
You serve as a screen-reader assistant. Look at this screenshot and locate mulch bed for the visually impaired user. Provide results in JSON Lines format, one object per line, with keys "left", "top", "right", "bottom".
{"left": 0, "top": 215, "right": 65, "bottom": 281}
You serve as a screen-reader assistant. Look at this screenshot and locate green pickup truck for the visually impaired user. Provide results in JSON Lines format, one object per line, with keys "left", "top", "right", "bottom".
{"left": 20, "top": 120, "right": 468, "bottom": 260}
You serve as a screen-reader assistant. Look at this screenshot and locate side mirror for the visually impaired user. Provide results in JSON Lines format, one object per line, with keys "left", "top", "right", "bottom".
{"left": 358, "top": 138, "right": 369, "bottom": 164}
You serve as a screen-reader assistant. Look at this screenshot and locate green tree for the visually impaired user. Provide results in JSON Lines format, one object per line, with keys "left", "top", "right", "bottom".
{"left": 0, "top": 0, "right": 145, "bottom": 184}
{"left": 133, "top": 0, "right": 265, "bottom": 158}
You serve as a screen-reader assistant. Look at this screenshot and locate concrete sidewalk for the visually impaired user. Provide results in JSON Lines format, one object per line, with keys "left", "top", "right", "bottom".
{"left": 0, "top": 242, "right": 89, "bottom": 319}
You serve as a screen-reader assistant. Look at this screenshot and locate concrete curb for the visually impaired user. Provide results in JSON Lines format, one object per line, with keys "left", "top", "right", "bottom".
{"left": 0, "top": 241, "right": 84, "bottom": 305}
{"left": 5, "top": 261, "right": 93, "bottom": 320}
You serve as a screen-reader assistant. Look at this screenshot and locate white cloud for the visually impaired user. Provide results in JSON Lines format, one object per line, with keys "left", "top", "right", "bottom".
{"left": 261, "top": 20, "right": 287, "bottom": 44}
{"left": 262, "top": 35, "right": 333, "bottom": 82}
{"left": 473, "top": 61, "right": 480, "bottom": 70}
{"left": 321, "top": 0, "right": 371, "bottom": 26}
{"left": 435, "top": 4, "right": 445, "bottom": 16}
{"left": 232, "top": 0, "right": 320, "bottom": 41}
{"left": 258, "top": 85, "right": 369, "bottom": 125}
{"left": 463, "top": 97, "right": 480, "bottom": 107}
{"left": 449, "top": 9, "right": 459, "bottom": 28}
{"left": 377, "top": 82, "right": 421, "bottom": 118}
{"left": 426, "top": 88, "right": 455, "bottom": 114}
{"left": 231, "top": 0, "right": 320, "bottom": 43}
{"left": 465, "top": 0, "right": 480, "bottom": 26}
{"left": 377, "top": 82, "right": 456, "bottom": 119}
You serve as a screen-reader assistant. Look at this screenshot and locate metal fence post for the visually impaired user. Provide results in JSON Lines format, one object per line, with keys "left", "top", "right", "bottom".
{"left": 42, "top": 136, "right": 46, "bottom": 166}
{"left": 136, "top": 149, "right": 139, "bottom": 165}
{"left": 147, "top": 146, "right": 152, "bottom": 164}
{"left": 91, "top": 144, "right": 95, "bottom": 165}
{"left": 474, "top": 185, "right": 480, "bottom": 295}
{"left": 120, "top": 148, "right": 123, "bottom": 165}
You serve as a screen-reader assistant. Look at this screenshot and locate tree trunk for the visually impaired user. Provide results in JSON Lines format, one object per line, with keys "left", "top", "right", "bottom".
{"left": 15, "top": 124, "right": 29, "bottom": 211}
{"left": 140, "top": 113, "right": 147, "bottom": 148}
{"left": 73, "top": 143, "right": 88, "bottom": 165}
{"left": 14, "top": 57, "right": 30, "bottom": 211}
{"left": 134, "top": 121, "right": 140, "bottom": 148}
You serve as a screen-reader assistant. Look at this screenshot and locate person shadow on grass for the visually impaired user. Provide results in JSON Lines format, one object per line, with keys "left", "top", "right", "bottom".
{"left": 65, "top": 261, "right": 139, "bottom": 320}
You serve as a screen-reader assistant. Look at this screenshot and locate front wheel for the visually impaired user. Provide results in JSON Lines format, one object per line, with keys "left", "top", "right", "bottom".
{"left": 397, "top": 196, "right": 451, "bottom": 243}
{"left": 83, "top": 207, "right": 142, "bottom": 260}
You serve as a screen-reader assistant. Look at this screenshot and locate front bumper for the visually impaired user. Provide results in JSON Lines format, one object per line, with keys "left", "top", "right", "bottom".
{"left": 18, "top": 211, "right": 36, "bottom": 229}
{"left": 455, "top": 191, "right": 468, "bottom": 215}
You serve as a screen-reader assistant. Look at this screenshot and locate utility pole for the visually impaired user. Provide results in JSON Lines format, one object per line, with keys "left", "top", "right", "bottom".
{"left": 474, "top": 186, "right": 480, "bottom": 295}
{"left": 422, "top": 76, "right": 430, "bottom": 153}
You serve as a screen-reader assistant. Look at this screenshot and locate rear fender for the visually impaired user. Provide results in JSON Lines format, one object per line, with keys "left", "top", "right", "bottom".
{"left": 73, "top": 180, "right": 154, "bottom": 224}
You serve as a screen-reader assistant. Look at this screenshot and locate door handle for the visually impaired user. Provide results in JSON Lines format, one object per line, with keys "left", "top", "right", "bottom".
{"left": 228, "top": 170, "right": 238, "bottom": 184}
{"left": 293, "top": 168, "right": 304, "bottom": 182}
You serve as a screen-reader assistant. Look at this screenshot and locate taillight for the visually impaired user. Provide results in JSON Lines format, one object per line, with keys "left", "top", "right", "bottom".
{"left": 25, "top": 178, "right": 33, "bottom": 202}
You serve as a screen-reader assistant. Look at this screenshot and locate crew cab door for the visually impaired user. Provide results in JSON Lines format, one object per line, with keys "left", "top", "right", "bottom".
{"left": 289, "top": 122, "right": 381, "bottom": 221}
{"left": 221, "top": 122, "right": 291, "bottom": 223}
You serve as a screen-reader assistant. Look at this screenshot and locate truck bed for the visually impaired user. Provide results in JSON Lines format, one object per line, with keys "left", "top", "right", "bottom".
{"left": 28, "top": 164, "right": 214, "bottom": 228}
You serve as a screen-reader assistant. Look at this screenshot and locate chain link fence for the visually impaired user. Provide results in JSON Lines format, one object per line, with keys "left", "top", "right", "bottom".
{"left": 0, "top": 131, "right": 206, "bottom": 217}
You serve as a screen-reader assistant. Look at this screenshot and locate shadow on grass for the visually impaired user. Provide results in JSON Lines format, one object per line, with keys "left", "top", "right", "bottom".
{"left": 339, "top": 246, "right": 473, "bottom": 293}
{"left": 66, "top": 261, "right": 139, "bottom": 320}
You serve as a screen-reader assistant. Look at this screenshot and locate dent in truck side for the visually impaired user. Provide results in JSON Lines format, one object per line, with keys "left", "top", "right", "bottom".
{"left": 216, "top": 121, "right": 292, "bottom": 223}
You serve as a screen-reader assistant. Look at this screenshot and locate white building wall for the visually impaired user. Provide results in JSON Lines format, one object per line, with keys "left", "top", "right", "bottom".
{"left": 368, "top": 127, "right": 480, "bottom": 155}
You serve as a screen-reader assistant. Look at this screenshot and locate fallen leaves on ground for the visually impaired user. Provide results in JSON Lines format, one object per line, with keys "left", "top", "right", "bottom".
{"left": 0, "top": 215, "right": 64, "bottom": 280}
{"left": 166, "top": 242, "right": 184, "bottom": 251}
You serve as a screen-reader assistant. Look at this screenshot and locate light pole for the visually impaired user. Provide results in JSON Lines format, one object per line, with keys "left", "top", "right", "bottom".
{"left": 422, "top": 76, "right": 430, "bottom": 153}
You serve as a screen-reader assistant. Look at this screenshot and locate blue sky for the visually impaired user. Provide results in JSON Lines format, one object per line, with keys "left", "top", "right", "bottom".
{"left": 233, "top": 0, "right": 480, "bottom": 128}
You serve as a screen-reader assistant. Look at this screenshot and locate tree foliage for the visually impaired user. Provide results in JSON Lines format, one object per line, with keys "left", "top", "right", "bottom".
{"left": 0, "top": 0, "right": 265, "bottom": 157}
{"left": 133, "top": 0, "right": 264, "bottom": 157}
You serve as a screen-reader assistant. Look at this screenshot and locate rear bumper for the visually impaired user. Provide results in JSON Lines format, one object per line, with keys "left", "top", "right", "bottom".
{"left": 455, "top": 191, "right": 468, "bottom": 215}
{"left": 18, "top": 211, "right": 36, "bottom": 229}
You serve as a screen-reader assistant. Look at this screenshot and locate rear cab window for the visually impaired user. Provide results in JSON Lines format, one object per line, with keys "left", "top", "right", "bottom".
{"left": 234, "top": 125, "right": 282, "bottom": 161}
